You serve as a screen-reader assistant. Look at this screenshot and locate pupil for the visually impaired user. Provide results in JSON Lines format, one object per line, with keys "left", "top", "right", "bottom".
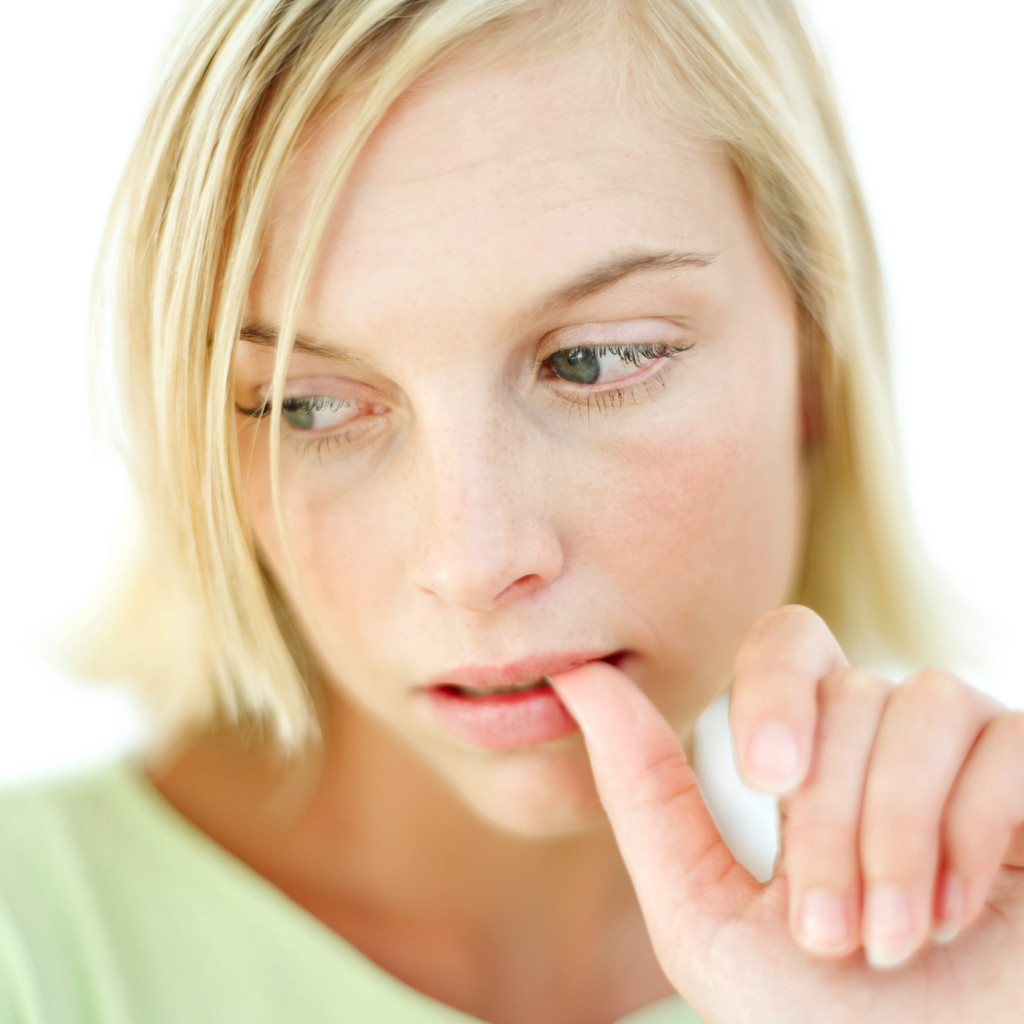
{"left": 551, "top": 347, "right": 600, "bottom": 384}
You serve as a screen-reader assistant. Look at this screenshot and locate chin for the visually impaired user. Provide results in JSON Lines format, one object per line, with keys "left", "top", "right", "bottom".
{"left": 442, "top": 742, "right": 610, "bottom": 839}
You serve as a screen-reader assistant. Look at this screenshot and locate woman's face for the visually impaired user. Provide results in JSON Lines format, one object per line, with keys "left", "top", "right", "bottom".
{"left": 235, "top": 43, "right": 805, "bottom": 835}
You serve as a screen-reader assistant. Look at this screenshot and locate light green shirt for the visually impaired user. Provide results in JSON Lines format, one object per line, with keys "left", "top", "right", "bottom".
{"left": 0, "top": 760, "right": 700, "bottom": 1023}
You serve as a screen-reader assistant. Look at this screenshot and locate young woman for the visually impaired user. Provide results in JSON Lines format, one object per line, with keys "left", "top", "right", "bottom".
{"left": 1, "top": 1, "right": 1021, "bottom": 1022}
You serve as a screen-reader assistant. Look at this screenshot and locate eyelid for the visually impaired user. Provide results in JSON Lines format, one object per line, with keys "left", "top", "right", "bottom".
{"left": 271, "top": 376, "right": 372, "bottom": 399}
{"left": 541, "top": 341, "right": 692, "bottom": 391}
{"left": 544, "top": 317, "right": 690, "bottom": 350}
{"left": 236, "top": 375, "right": 381, "bottom": 414}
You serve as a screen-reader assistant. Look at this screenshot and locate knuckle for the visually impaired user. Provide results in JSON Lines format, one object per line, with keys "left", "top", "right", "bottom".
{"left": 748, "top": 604, "right": 826, "bottom": 642}
{"left": 735, "top": 605, "right": 845, "bottom": 683}
{"left": 785, "top": 810, "right": 858, "bottom": 850}
{"left": 821, "top": 667, "right": 889, "bottom": 706}
{"left": 942, "top": 800, "right": 980, "bottom": 844}
{"left": 624, "top": 750, "right": 697, "bottom": 811}
{"left": 887, "top": 668, "right": 984, "bottom": 732}
{"left": 897, "top": 668, "right": 968, "bottom": 710}
{"left": 771, "top": 603, "right": 826, "bottom": 629}
{"left": 943, "top": 808, "right": 1004, "bottom": 872}
{"left": 985, "top": 709, "right": 1024, "bottom": 750}
{"left": 860, "top": 807, "right": 933, "bottom": 867}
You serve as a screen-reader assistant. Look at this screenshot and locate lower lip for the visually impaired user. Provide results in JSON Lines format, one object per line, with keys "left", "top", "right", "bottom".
{"left": 425, "top": 682, "right": 579, "bottom": 749}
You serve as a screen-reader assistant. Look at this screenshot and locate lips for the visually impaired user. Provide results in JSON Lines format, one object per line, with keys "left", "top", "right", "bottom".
{"left": 439, "top": 677, "right": 552, "bottom": 698}
{"left": 422, "top": 650, "right": 619, "bottom": 749}
{"left": 426, "top": 650, "right": 617, "bottom": 693}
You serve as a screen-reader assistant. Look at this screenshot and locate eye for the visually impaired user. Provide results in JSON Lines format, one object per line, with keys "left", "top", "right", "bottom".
{"left": 545, "top": 343, "right": 687, "bottom": 386}
{"left": 280, "top": 395, "right": 359, "bottom": 431}
{"left": 235, "top": 394, "right": 366, "bottom": 431}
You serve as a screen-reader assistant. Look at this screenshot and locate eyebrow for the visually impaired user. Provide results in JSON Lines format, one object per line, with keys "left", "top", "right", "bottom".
{"left": 238, "top": 324, "right": 370, "bottom": 362}
{"left": 533, "top": 247, "right": 717, "bottom": 314}
{"left": 238, "top": 247, "right": 717, "bottom": 357}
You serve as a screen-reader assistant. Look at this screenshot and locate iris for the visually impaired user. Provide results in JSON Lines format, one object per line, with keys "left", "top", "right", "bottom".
{"left": 550, "top": 347, "right": 600, "bottom": 384}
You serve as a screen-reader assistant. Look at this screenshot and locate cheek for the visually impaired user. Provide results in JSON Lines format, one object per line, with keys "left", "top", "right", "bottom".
{"left": 236, "top": 344, "right": 803, "bottom": 695}
{"left": 591, "top": 387, "right": 801, "bottom": 578}
{"left": 241, "top": 443, "right": 413, "bottom": 683}
{"left": 603, "top": 445, "right": 798, "bottom": 612}
{"left": 244, "top": 402, "right": 801, "bottom": 592}
{"left": 584, "top": 366, "right": 804, "bottom": 683}
{"left": 247, "top": 470, "right": 389, "bottom": 616}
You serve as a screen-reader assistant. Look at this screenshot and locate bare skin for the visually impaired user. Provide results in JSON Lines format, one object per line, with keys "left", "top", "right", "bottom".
{"left": 149, "top": 694, "right": 674, "bottom": 1024}
{"left": 150, "top": 35, "right": 1024, "bottom": 1024}
{"left": 151, "top": 605, "right": 1024, "bottom": 1023}
{"left": 553, "top": 607, "right": 1024, "bottom": 1024}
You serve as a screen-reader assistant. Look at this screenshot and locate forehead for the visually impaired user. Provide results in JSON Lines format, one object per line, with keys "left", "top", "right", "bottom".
{"left": 249, "top": 41, "right": 747, "bottom": 329}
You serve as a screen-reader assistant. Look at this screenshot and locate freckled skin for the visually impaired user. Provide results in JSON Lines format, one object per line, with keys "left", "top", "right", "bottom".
{"left": 235, "top": 44, "right": 804, "bottom": 837}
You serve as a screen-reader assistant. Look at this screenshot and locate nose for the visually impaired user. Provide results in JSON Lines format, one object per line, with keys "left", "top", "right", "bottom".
{"left": 409, "top": 418, "right": 564, "bottom": 612}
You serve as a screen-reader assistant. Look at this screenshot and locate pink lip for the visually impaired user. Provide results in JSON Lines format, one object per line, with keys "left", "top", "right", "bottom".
{"left": 426, "top": 650, "right": 617, "bottom": 691}
{"left": 421, "top": 650, "right": 620, "bottom": 750}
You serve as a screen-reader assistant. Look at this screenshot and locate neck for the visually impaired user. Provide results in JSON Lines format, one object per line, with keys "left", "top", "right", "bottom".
{"left": 146, "top": 695, "right": 673, "bottom": 1024}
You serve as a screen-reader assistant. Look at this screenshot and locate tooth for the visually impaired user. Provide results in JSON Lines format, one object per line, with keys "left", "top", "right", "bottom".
{"left": 457, "top": 676, "right": 550, "bottom": 697}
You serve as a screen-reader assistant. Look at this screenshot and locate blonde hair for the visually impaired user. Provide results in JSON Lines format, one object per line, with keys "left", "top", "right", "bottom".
{"left": 85, "top": 0, "right": 947, "bottom": 752}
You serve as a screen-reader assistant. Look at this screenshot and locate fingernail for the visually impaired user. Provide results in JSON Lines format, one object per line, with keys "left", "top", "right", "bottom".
{"left": 932, "top": 874, "right": 964, "bottom": 944}
{"left": 865, "top": 885, "right": 915, "bottom": 968}
{"left": 798, "top": 890, "right": 850, "bottom": 953}
{"left": 745, "top": 723, "right": 803, "bottom": 792}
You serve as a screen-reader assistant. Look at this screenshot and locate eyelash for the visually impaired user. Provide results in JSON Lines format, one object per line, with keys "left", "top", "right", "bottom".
{"left": 235, "top": 396, "right": 368, "bottom": 459}
{"left": 236, "top": 395, "right": 346, "bottom": 419}
{"left": 545, "top": 341, "right": 691, "bottom": 374}
{"left": 542, "top": 341, "right": 692, "bottom": 411}
{"left": 235, "top": 341, "right": 692, "bottom": 454}
{"left": 555, "top": 342, "right": 686, "bottom": 368}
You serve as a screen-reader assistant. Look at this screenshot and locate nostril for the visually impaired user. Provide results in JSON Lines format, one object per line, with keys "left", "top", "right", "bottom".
{"left": 413, "top": 502, "right": 564, "bottom": 612}
{"left": 491, "top": 573, "right": 547, "bottom": 606}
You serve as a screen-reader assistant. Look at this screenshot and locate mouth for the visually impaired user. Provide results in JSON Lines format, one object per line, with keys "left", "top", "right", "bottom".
{"left": 422, "top": 651, "right": 625, "bottom": 749}
{"left": 427, "top": 650, "right": 622, "bottom": 693}
{"left": 438, "top": 676, "right": 553, "bottom": 698}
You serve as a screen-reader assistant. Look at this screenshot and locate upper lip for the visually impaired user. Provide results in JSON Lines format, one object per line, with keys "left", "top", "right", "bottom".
{"left": 425, "top": 650, "right": 618, "bottom": 691}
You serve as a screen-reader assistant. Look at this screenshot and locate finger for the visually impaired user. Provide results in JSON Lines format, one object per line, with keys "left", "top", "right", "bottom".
{"left": 550, "top": 660, "right": 757, "bottom": 953}
{"left": 781, "top": 668, "right": 891, "bottom": 958}
{"left": 939, "top": 709, "right": 1024, "bottom": 940}
{"left": 731, "top": 605, "right": 848, "bottom": 794}
{"left": 858, "top": 671, "right": 999, "bottom": 968}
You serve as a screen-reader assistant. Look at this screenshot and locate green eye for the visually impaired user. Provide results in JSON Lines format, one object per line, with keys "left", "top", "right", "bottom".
{"left": 549, "top": 347, "right": 601, "bottom": 384}
{"left": 281, "top": 395, "right": 358, "bottom": 431}
{"left": 546, "top": 343, "right": 686, "bottom": 386}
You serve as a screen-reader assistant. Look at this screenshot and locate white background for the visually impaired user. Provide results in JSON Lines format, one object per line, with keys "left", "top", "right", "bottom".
{"left": 0, "top": 1, "right": 1020, "bottom": 786}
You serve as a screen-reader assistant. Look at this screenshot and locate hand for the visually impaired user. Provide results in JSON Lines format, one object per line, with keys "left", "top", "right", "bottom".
{"left": 550, "top": 606, "right": 1024, "bottom": 1024}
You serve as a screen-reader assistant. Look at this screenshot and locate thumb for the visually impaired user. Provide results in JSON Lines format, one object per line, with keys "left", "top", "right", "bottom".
{"left": 551, "top": 661, "right": 758, "bottom": 948}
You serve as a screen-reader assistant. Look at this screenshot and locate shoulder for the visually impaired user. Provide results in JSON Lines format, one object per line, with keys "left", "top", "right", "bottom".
{"left": 0, "top": 760, "right": 149, "bottom": 1023}
{"left": 0, "top": 760, "right": 142, "bottom": 896}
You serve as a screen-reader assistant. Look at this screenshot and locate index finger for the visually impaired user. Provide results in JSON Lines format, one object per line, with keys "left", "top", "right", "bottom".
{"left": 550, "top": 660, "right": 756, "bottom": 953}
{"left": 731, "top": 605, "right": 848, "bottom": 794}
